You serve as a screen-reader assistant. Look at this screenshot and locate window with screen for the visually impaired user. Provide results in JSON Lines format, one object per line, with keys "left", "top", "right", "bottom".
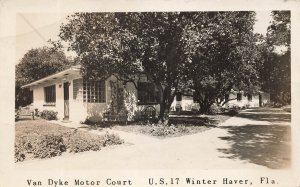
{"left": 44, "top": 85, "right": 56, "bottom": 104}
{"left": 137, "top": 82, "right": 160, "bottom": 104}
{"left": 83, "top": 80, "right": 106, "bottom": 103}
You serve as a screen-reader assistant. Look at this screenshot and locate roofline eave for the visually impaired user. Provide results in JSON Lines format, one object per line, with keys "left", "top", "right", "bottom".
{"left": 21, "top": 66, "right": 81, "bottom": 89}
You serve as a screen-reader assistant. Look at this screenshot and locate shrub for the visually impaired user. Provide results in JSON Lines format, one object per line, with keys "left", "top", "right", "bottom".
{"left": 67, "top": 131, "right": 124, "bottom": 153}
{"left": 101, "top": 132, "right": 124, "bottom": 146}
{"left": 124, "top": 90, "right": 138, "bottom": 121}
{"left": 146, "top": 123, "right": 192, "bottom": 137}
{"left": 32, "top": 135, "right": 66, "bottom": 159}
{"left": 34, "top": 108, "right": 40, "bottom": 117}
{"left": 15, "top": 134, "right": 39, "bottom": 162}
{"left": 40, "top": 110, "right": 58, "bottom": 120}
{"left": 176, "top": 125, "right": 190, "bottom": 134}
{"left": 207, "top": 104, "right": 222, "bottom": 114}
{"left": 149, "top": 124, "right": 177, "bottom": 136}
{"left": 226, "top": 109, "right": 239, "bottom": 116}
{"left": 15, "top": 133, "right": 66, "bottom": 161}
{"left": 15, "top": 143, "right": 26, "bottom": 162}
{"left": 67, "top": 131, "right": 103, "bottom": 153}
{"left": 15, "top": 121, "right": 124, "bottom": 162}
{"left": 146, "top": 120, "right": 178, "bottom": 136}
{"left": 81, "top": 118, "right": 95, "bottom": 125}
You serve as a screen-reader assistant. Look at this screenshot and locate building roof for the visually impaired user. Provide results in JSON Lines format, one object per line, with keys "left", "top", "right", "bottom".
{"left": 22, "top": 65, "right": 81, "bottom": 88}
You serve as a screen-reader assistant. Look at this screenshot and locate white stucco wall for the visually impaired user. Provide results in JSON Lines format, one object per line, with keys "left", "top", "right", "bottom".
{"left": 32, "top": 80, "right": 65, "bottom": 120}
{"left": 169, "top": 92, "right": 270, "bottom": 111}
{"left": 31, "top": 71, "right": 271, "bottom": 122}
{"left": 32, "top": 85, "right": 44, "bottom": 110}
{"left": 226, "top": 94, "right": 259, "bottom": 108}
{"left": 30, "top": 75, "right": 133, "bottom": 122}
{"left": 226, "top": 92, "right": 270, "bottom": 108}
{"left": 171, "top": 95, "right": 200, "bottom": 111}
{"left": 31, "top": 72, "right": 85, "bottom": 121}
{"left": 81, "top": 75, "right": 161, "bottom": 122}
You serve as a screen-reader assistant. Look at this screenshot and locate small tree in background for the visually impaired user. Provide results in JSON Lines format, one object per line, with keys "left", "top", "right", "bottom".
{"left": 15, "top": 46, "right": 75, "bottom": 108}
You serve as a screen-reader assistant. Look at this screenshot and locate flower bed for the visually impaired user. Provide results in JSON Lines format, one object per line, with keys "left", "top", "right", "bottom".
{"left": 112, "top": 115, "right": 230, "bottom": 138}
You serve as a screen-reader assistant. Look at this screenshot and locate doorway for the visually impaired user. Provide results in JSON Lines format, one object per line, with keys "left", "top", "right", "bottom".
{"left": 63, "top": 82, "right": 69, "bottom": 120}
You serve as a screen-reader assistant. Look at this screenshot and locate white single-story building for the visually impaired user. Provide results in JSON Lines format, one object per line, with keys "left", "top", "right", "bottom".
{"left": 22, "top": 65, "right": 162, "bottom": 122}
{"left": 23, "top": 65, "right": 271, "bottom": 122}
{"left": 170, "top": 90, "right": 270, "bottom": 111}
{"left": 224, "top": 91, "right": 270, "bottom": 108}
{"left": 170, "top": 92, "right": 199, "bottom": 112}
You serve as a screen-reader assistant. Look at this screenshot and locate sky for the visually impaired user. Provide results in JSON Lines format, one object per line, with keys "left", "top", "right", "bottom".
{"left": 255, "top": 11, "right": 273, "bottom": 35}
{"left": 16, "top": 11, "right": 273, "bottom": 63}
{"left": 16, "top": 13, "right": 70, "bottom": 62}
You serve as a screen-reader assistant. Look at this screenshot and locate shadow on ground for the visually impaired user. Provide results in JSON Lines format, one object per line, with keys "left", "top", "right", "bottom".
{"left": 218, "top": 110, "right": 291, "bottom": 169}
{"left": 235, "top": 108, "right": 291, "bottom": 124}
{"left": 218, "top": 108, "right": 291, "bottom": 169}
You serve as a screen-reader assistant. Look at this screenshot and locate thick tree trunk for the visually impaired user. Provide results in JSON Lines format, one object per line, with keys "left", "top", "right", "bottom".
{"left": 198, "top": 100, "right": 213, "bottom": 114}
{"left": 158, "top": 86, "right": 175, "bottom": 122}
{"left": 194, "top": 91, "right": 214, "bottom": 114}
{"left": 159, "top": 102, "right": 169, "bottom": 122}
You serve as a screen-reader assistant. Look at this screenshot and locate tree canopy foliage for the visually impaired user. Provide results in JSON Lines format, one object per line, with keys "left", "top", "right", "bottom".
{"left": 60, "top": 12, "right": 193, "bottom": 118}
{"left": 16, "top": 47, "right": 74, "bottom": 108}
{"left": 59, "top": 11, "right": 288, "bottom": 116}
{"left": 267, "top": 11, "right": 290, "bottom": 48}
{"left": 182, "top": 12, "right": 261, "bottom": 112}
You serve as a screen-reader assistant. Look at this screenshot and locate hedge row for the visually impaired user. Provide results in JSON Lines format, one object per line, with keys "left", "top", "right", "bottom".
{"left": 15, "top": 130, "right": 124, "bottom": 162}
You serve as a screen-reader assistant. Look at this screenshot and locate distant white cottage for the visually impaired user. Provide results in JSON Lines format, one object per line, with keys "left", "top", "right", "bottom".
{"left": 224, "top": 91, "right": 270, "bottom": 108}
{"left": 171, "top": 90, "right": 270, "bottom": 112}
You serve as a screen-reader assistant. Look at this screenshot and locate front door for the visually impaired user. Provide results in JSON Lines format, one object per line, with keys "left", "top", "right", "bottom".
{"left": 63, "top": 82, "right": 69, "bottom": 120}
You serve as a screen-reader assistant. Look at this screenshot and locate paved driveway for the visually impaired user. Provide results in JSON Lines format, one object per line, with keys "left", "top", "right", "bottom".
{"left": 16, "top": 108, "right": 290, "bottom": 170}
{"left": 218, "top": 108, "right": 291, "bottom": 169}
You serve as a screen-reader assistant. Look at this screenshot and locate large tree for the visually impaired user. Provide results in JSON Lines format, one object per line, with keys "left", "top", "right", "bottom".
{"left": 183, "top": 12, "right": 261, "bottom": 113}
{"left": 16, "top": 46, "right": 74, "bottom": 108}
{"left": 59, "top": 12, "right": 264, "bottom": 117}
{"left": 121, "top": 12, "right": 190, "bottom": 119}
{"left": 60, "top": 12, "right": 197, "bottom": 119}
{"left": 260, "top": 11, "right": 291, "bottom": 105}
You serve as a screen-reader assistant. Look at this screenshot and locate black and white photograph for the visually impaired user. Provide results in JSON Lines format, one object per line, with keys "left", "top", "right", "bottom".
{"left": 1, "top": 0, "right": 300, "bottom": 187}
{"left": 14, "top": 10, "right": 291, "bottom": 169}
